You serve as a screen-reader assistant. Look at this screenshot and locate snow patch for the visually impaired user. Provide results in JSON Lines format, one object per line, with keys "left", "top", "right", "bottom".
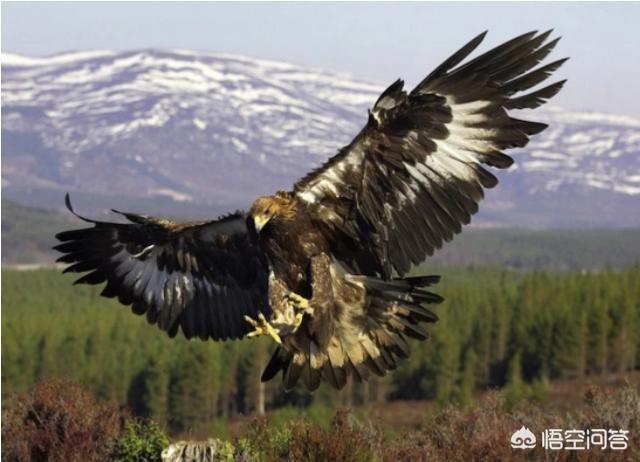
{"left": 2, "top": 50, "right": 115, "bottom": 67}
{"left": 231, "top": 138, "right": 248, "bottom": 153}
{"left": 614, "top": 184, "right": 640, "bottom": 195}
{"left": 529, "top": 150, "right": 567, "bottom": 160}
{"left": 522, "top": 160, "right": 560, "bottom": 171}
{"left": 3, "top": 47, "right": 640, "bottom": 203}
{"left": 149, "top": 188, "right": 192, "bottom": 202}
{"left": 193, "top": 118, "right": 208, "bottom": 130}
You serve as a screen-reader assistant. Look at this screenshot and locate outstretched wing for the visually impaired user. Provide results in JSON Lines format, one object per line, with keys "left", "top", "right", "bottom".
{"left": 294, "top": 31, "right": 567, "bottom": 278}
{"left": 54, "top": 194, "right": 270, "bottom": 340}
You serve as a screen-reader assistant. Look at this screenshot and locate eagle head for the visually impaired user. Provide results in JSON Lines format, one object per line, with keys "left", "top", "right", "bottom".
{"left": 249, "top": 192, "right": 297, "bottom": 233}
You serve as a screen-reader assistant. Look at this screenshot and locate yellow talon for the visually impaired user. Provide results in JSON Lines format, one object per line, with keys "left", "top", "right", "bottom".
{"left": 244, "top": 313, "right": 282, "bottom": 344}
{"left": 285, "top": 291, "right": 310, "bottom": 310}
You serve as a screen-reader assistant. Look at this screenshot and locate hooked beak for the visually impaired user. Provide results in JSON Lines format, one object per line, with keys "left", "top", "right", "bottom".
{"left": 253, "top": 215, "right": 271, "bottom": 233}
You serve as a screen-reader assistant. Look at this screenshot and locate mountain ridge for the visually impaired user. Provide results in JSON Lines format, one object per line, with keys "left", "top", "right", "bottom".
{"left": 2, "top": 48, "right": 639, "bottom": 226}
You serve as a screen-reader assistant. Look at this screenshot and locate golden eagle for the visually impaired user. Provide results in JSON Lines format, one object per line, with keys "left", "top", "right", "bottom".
{"left": 55, "top": 31, "right": 566, "bottom": 391}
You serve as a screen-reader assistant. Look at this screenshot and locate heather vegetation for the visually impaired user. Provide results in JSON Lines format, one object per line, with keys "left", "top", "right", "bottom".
{"left": 2, "top": 266, "right": 639, "bottom": 440}
{"left": 235, "top": 384, "right": 640, "bottom": 461}
{"left": 0, "top": 379, "right": 168, "bottom": 462}
{"left": 3, "top": 378, "right": 638, "bottom": 461}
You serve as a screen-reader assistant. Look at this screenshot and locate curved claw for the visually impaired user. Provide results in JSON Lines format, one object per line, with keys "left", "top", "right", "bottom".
{"left": 244, "top": 313, "right": 282, "bottom": 344}
{"left": 283, "top": 291, "right": 310, "bottom": 311}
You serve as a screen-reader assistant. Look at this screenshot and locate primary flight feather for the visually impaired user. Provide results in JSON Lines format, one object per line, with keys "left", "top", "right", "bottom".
{"left": 55, "top": 31, "right": 566, "bottom": 391}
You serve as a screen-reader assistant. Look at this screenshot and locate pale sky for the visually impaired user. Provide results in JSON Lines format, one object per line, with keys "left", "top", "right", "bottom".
{"left": 2, "top": 2, "right": 640, "bottom": 116}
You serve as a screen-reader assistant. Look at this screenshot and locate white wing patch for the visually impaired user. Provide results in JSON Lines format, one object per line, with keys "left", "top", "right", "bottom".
{"left": 392, "top": 99, "right": 494, "bottom": 216}
{"left": 298, "top": 190, "right": 317, "bottom": 204}
{"left": 132, "top": 244, "right": 155, "bottom": 259}
{"left": 298, "top": 98, "right": 493, "bottom": 207}
{"left": 291, "top": 31, "right": 564, "bottom": 279}
{"left": 297, "top": 149, "right": 364, "bottom": 204}
{"left": 446, "top": 97, "right": 493, "bottom": 114}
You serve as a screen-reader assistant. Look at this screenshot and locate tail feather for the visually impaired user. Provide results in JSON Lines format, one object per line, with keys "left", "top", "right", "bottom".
{"left": 283, "top": 355, "right": 304, "bottom": 391}
{"left": 261, "top": 273, "right": 442, "bottom": 391}
{"left": 401, "top": 303, "right": 439, "bottom": 323}
{"left": 391, "top": 315, "right": 429, "bottom": 340}
{"left": 322, "top": 359, "right": 347, "bottom": 389}
{"left": 395, "top": 275, "right": 441, "bottom": 286}
{"left": 379, "top": 347, "right": 397, "bottom": 370}
{"left": 302, "top": 360, "right": 321, "bottom": 392}
{"left": 261, "top": 346, "right": 290, "bottom": 382}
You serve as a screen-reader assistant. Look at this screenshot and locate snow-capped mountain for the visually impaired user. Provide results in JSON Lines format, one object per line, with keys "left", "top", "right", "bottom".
{"left": 2, "top": 49, "right": 639, "bottom": 226}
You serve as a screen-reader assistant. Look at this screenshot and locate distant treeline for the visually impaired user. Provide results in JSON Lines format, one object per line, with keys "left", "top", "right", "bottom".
{"left": 3, "top": 199, "right": 640, "bottom": 269}
{"left": 425, "top": 227, "right": 640, "bottom": 270}
{"left": 2, "top": 266, "right": 639, "bottom": 436}
{"left": 1, "top": 200, "right": 75, "bottom": 265}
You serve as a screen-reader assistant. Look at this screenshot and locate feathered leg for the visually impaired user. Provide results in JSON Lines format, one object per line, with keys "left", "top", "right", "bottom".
{"left": 283, "top": 253, "right": 335, "bottom": 314}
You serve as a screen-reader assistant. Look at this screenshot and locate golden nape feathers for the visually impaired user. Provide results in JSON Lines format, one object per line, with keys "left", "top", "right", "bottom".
{"left": 250, "top": 191, "right": 298, "bottom": 224}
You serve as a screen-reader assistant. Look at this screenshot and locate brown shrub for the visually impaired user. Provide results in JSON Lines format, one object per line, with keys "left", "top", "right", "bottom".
{"left": 237, "top": 408, "right": 380, "bottom": 462}
{"left": 579, "top": 385, "right": 640, "bottom": 434}
{"left": 396, "top": 393, "right": 547, "bottom": 461}
{"left": 2, "top": 379, "right": 127, "bottom": 462}
{"left": 236, "top": 386, "right": 638, "bottom": 462}
{"left": 236, "top": 388, "right": 638, "bottom": 461}
{"left": 287, "top": 408, "right": 380, "bottom": 462}
{"left": 380, "top": 386, "right": 639, "bottom": 462}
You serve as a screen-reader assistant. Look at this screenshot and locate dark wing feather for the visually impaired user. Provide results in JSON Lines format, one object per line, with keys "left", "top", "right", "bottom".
{"left": 54, "top": 194, "right": 270, "bottom": 340}
{"left": 294, "top": 31, "right": 566, "bottom": 278}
